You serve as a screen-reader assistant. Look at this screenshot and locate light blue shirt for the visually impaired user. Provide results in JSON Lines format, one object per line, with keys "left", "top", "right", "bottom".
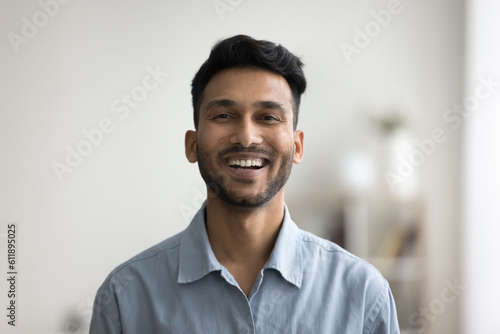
{"left": 90, "top": 203, "right": 400, "bottom": 333}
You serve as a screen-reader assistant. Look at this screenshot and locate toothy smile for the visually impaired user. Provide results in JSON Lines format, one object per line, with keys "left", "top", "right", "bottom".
{"left": 228, "top": 159, "right": 264, "bottom": 169}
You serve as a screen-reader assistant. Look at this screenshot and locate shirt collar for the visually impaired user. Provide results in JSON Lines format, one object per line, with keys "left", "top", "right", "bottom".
{"left": 177, "top": 202, "right": 303, "bottom": 289}
{"left": 177, "top": 204, "right": 224, "bottom": 284}
{"left": 264, "top": 203, "right": 303, "bottom": 288}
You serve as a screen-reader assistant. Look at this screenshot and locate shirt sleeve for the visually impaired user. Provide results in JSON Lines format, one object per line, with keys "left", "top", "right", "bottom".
{"left": 366, "top": 283, "right": 400, "bottom": 334}
{"left": 89, "top": 285, "right": 122, "bottom": 334}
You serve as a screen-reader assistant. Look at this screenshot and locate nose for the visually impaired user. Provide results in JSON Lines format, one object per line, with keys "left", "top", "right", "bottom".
{"left": 229, "top": 116, "right": 263, "bottom": 148}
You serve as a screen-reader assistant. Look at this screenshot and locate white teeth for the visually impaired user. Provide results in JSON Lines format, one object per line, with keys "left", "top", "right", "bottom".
{"left": 229, "top": 159, "right": 263, "bottom": 167}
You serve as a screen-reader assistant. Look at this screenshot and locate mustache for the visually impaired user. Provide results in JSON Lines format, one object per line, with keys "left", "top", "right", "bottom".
{"left": 217, "top": 145, "right": 275, "bottom": 160}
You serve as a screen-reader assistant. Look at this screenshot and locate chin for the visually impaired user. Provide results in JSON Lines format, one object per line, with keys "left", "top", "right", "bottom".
{"left": 219, "top": 192, "right": 272, "bottom": 209}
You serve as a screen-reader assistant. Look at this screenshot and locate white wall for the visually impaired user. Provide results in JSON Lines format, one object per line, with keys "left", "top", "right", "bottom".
{"left": 0, "top": 0, "right": 464, "bottom": 332}
{"left": 462, "top": 0, "right": 500, "bottom": 332}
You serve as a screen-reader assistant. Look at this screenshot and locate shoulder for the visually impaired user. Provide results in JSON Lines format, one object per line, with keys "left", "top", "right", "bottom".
{"left": 298, "top": 228, "right": 387, "bottom": 289}
{"left": 99, "top": 230, "right": 183, "bottom": 290}
{"left": 297, "top": 229, "right": 398, "bottom": 330}
{"left": 91, "top": 230, "right": 185, "bottom": 327}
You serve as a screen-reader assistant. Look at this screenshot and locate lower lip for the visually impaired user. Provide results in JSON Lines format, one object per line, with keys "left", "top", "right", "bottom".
{"left": 224, "top": 164, "right": 266, "bottom": 178}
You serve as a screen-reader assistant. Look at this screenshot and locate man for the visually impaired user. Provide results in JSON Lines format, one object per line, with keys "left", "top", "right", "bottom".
{"left": 90, "top": 35, "right": 400, "bottom": 333}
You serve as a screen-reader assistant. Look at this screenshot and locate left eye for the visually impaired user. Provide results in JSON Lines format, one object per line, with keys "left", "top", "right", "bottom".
{"left": 263, "top": 115, "right": 278, "bottom": 121}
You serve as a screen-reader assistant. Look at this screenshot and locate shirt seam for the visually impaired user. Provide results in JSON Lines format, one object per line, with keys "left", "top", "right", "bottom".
{"left": 365, "top": 281, "right": 389, "bottom": 334}
{"left": 300, "top": 233, "right": 349, "bottom": 252}
{"left": 102, "top": 240, "right": 181, "bottom": 288}
{"left": 92, "top": 289, "right": 122, "bottom": 332}
{"left": 103, "top": 301, "right": 122, "bottom": 331}
{"left": 300, "top": 233, "right": 384, "bottom": 275}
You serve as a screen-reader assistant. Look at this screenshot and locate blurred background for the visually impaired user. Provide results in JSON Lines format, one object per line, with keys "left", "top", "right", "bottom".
{"left": 1, "top": 0, "right": 499, "bottom": 333}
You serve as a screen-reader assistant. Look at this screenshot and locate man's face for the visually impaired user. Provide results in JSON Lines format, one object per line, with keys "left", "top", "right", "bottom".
{"left": 185, "top": 67, "right": 304, "bottom": 208}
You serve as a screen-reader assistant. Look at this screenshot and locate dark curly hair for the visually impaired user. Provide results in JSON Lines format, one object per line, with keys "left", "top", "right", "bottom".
{"left": 191, "top": 35, "right": 307, "bottom": 130}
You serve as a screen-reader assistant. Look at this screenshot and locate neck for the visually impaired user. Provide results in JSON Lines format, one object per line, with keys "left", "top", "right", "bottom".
{"left": 205, "top": 193, "right": 285, "bottom": 268}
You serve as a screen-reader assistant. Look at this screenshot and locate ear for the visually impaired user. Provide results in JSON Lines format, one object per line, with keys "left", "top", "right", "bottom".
{"left": 185, "top": 130, "right": 198, "bottom": 163}
{"left": 293, "top": 130, "right": 304, "bottom": 164}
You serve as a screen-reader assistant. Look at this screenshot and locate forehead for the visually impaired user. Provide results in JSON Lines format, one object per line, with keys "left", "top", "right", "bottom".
{"left": 200, "top": 67, "right": 293, "bottom": 111}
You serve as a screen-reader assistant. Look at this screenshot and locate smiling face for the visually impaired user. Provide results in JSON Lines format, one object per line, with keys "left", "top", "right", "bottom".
{"left": 185, "top": 67, "right": 304, "bottom": 208}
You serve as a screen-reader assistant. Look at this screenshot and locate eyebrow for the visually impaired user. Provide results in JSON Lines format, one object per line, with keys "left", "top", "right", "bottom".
{"left": 254, "top": 101, "right": 288, "bottom": 115}
{"left": 204, "top": 99, "right": 289, "bottom": 115}
{"left": 205, "top": 99, "right": 237, "bottom": 112}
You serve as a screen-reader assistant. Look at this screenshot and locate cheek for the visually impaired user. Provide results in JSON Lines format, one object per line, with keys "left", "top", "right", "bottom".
{"left": 196, "top": 129, "right": 228, "bottom": 164}
{"left": 197, "top": 128, "right": 218, "bottom": 150}
{"left": 271, "top": 131, "right": 295, "bottom": 153}
{"left": 200, "top": 125, "right": 231, "bottom": 143}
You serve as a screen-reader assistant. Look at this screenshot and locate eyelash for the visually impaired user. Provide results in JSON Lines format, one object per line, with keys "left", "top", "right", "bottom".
{"left": 211, "top": 113, "right": 280, "bottom": 122}
{"left": 263, "top": 115, "right": 279, "bottom": 121}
